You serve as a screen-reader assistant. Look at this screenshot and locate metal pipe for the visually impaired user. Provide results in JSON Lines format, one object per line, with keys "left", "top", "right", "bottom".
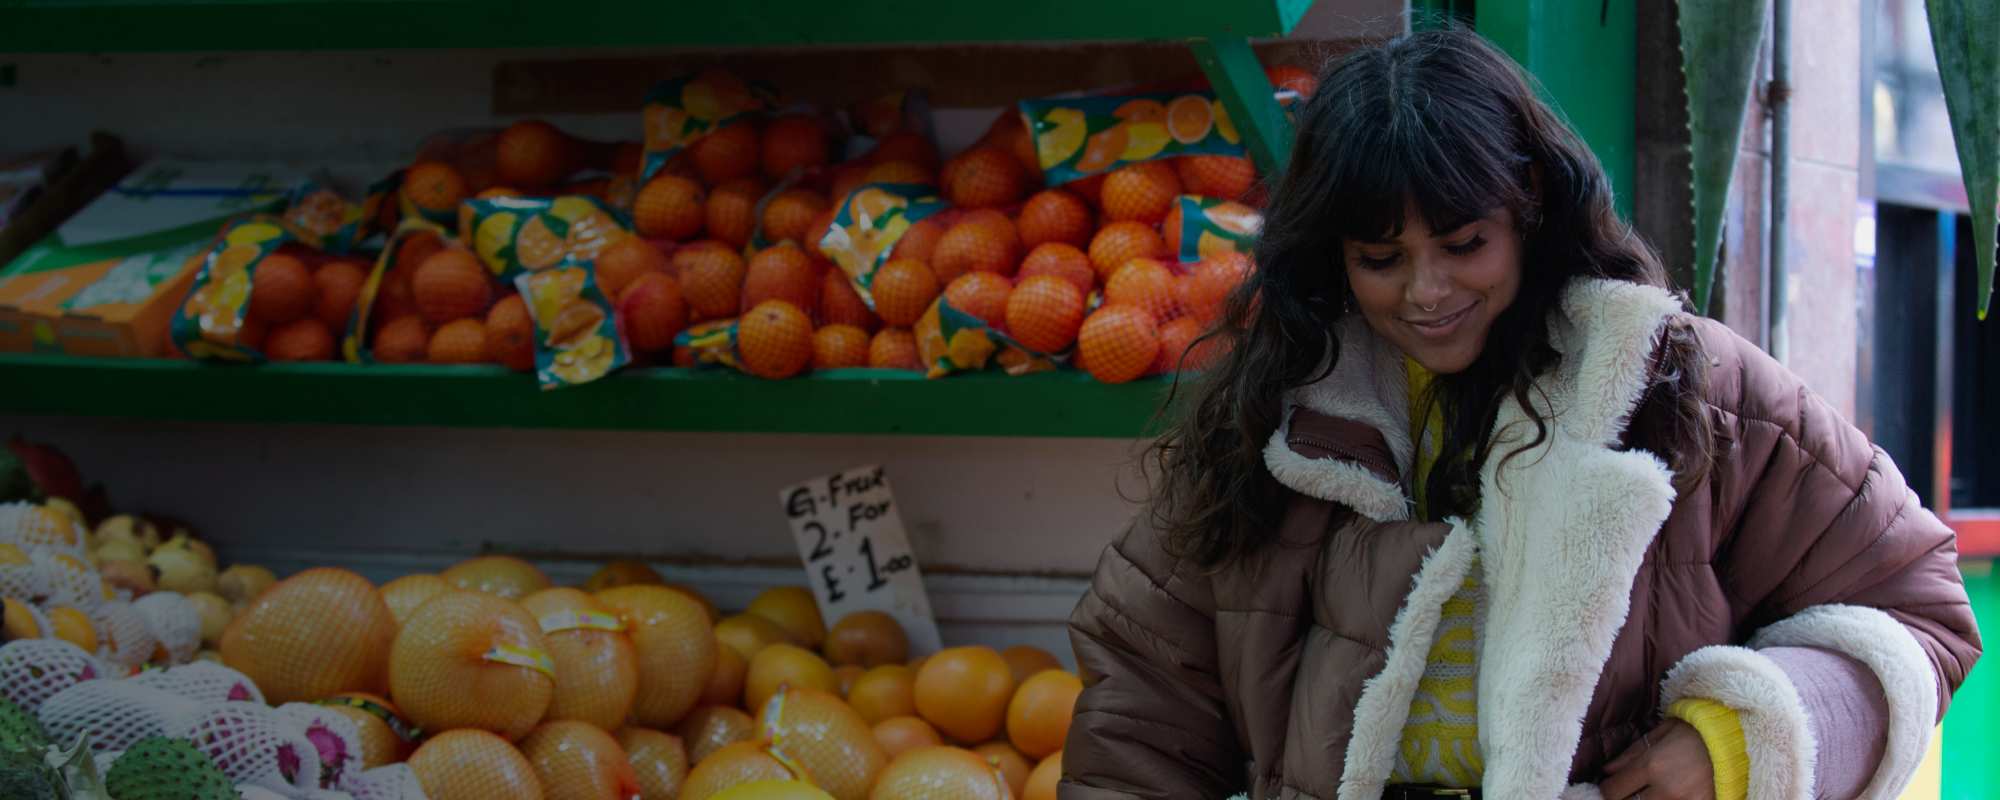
{"left": 1767, "top": 0, "right": 1792, "bottom": 363}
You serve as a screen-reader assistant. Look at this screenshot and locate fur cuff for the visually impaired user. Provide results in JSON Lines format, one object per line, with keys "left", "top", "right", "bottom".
{"left": 1660, "top": 646, "right": 1815, "bottom": 800}
{"left": 1560, "top": 786, "right": 1604, "bottom": 800}
{"left": 1749, "top": 604, "right": 1939, "bottom": 800}
{"left": 1262, "top": 433, "right": 1410, "bottom": 521}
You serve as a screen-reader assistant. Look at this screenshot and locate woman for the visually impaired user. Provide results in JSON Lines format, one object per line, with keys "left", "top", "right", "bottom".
{"left": 1063, "top": 28, "right": 1979, "bottom": 800}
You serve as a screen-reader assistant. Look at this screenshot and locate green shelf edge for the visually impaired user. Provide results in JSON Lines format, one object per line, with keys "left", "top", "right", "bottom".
{"left": 0, "top": 355, "right": 1179, "bottom": 438}
{"left": 0, "top": 0, "right": 1308, "bottom": 53}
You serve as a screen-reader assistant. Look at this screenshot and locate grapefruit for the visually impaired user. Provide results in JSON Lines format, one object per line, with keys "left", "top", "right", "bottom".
{"left": 758, "top": 685, "right": 887, "bottom": 800}
{"left": 1175, "top": 155, "right": 1256, "bottom": 201}
{"left": 519, "top": 720, "right": 643, "bottom": 800}
{"left": 872, "top": 716, "right": 943, "bottom": 759}
{"left": 521, "top": 587, "right": 639, "bottom": 731}
{"left": 869, "top": 746, "right": 1008, "bottom": 800}
{"left": 617, "top": 727, "right": 689, "bottom": 800}
{"left": 846, "top": 664, "right": 917, "bottom": 724}
{"left": 744, "top": 642, "right": 837, "bottom": 712}
{"left": 824, "top": 610, "right": 909, "bottom": 668}
{"left": 677, "top": 705, "right": 758, "bottom": 765}
{"left": 408, "top": 728, "right": 546, "bottom": 800}
{"left": 1105, "top": 258, "right": 1180, "bottom": 323}
{"left": 760, "top": 189, "right": 828, "bottom": 245}
{"left": 583, "top": 560, "right": 665, "bottom": 592}
{"left": 972, "top": 741, "right": 1031, "bottom": 797}
{"left": 1005, "top": 669, "right": 1081, "bottom": 759}
{"left": 701, "top": 637, "right": 749, "bottom": 706}
{"left": 442, "top": 555, "right": 551, "bottom": 600}
{"left": 389, "top": 589, "right": 554, "bottom": 741}
{"left": 380, "top": 573, "right": 451, "bottom": 626}
{"left": 942, "top": 147, "right": 1029, "bottom": 210}
{"left": 221, "top": 567, "right": 394, "bottom": 704}
{"left": 406, "top": 161, "right": 470, "bottom": 214}
{"left": 1000, "top": 645, "right": 1062, "bottom": 685}
{"left": 1023, "top": 751, "right": 1061, "bottom": 800}
{"left": 598, "top": 584, "right": 716, "bottom": 728}
{"left": 680, "top": 742, "right": 796, "bottom": 800}
{"left": 912, "top": 646, "right": 1015, "bottom": 744}
{"left": 744, "top": 586, "right": 826, "bottom": 649}
{"left": 714, "top": 612, "right": 798, "bottom": 661}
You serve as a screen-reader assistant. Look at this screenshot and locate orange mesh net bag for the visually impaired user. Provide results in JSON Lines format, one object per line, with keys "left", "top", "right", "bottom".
{"left": 168, "top": 700, "right": 323, "bottom": 792}
{"left": 130, "top": 660, "right": 265, "bottom": 705}
{"left": 0, "top": 638, "right": 100, "bottom": 713}
{"left": 37, "top": 679, "right": 200, "bottom": 751}
{"left": 134, "top": 591, "right": 203, "bottom": 664}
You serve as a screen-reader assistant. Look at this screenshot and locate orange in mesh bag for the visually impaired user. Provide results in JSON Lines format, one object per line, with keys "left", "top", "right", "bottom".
{"left": 0, "top": 638, "right": 99, "bottom": 713}
{"left": 520, "top": 719, "right": 643, "bottom": 800}
{"left": 388, "top": 590, "right": 553, "bottom": 741}
{"left": 520, "top": 587, "right": 638, "bottom": 731}
{"left": 408, "top": 728, "right": 547, "bottom": 800}
{"left": 596, "top": 585, "right": 715, "bottom": 728}
{"left": 167, "top": 701, "right": 323, "bottom": 792}
{"left": 617, "top": 726, "right": 689, "bottom": 800}
{"left": 316, "top": 693, "right": 417, "bottom": 769}
{"left": 222, "top": 567, "right": 396, "bottom": 704}
{"left": 379, "top": 573, "right": 451, "bottom": 627}
{"left": 38, "top": 679, "right": 200, "bottom": 752}
{"left": 870, "top": 745, "right": 1013, "bottom": 800}
{"left": 677, "top": 704, "right": 758, "bottom": 765}
{"left": 680, "top": 740, "right": 799, "bottom": 800}
{"left": 759, "top": 685, "right": 887, "bottom": 800}
{"left": 342, "top": 763, "right": 428, "bottom": 800}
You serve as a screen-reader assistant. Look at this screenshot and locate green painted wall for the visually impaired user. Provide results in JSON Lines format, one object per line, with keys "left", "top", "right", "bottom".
{"left": 1473, "top": 0, "right": 1637, "bottom": 218}
{"left": 1944, "top": 559, "right": 1999, "bottom": 798}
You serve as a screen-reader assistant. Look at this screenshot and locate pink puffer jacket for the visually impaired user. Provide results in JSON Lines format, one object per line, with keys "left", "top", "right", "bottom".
{"left": 1063, "top": 279, "right": 1980, "bottom": 800}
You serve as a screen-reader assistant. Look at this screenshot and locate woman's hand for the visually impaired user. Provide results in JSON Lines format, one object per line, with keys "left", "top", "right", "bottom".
{"left": 1598, "top": 718, "right": 1715, "bottom": 800}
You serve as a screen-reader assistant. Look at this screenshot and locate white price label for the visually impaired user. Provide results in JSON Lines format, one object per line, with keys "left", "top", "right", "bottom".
{"left": 780, "top": 465, "right": 942, "bottom": 655}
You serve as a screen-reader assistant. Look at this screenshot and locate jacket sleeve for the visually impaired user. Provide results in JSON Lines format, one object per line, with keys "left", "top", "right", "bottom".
{"left": 1062, "top": 511, "right": 1244, "bottom": 799}
{"left": 1661, "top": 320, "right": 1981, "bottom": 800}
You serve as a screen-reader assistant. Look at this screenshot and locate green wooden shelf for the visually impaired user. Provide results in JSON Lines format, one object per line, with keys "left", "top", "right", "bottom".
{"left": 0, "top": 0, "right": 1313, "bottom": 53}
{"left": 0, "top": 355, "right": 1177, "bottom": 438}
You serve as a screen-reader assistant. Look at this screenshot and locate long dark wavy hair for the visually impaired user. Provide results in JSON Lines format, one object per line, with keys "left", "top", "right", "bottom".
{"left": 1150, "top": 27, "right": 1714, "bottom": 567}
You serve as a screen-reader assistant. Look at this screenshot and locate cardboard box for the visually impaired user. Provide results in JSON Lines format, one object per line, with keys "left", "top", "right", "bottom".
{"left": 0, "top": 161, "right": 291, "bottom": 357}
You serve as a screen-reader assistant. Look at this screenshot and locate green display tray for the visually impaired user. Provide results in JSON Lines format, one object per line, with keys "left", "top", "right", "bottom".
{"left": 0, "top": 355, "right": 1182, "bottom": 437}
{"left": 0, "top": 0, "right": 1313, "bottom": 52}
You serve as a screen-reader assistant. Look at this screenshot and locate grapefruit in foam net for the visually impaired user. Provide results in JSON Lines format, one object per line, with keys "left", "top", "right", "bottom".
{"left": 520, "top": 587, "right": 639, "bottom": 732}
{"left": 598, "top": 584, "right": 716, "bottom": 728}
{"left": 441, "top": 554, "right": 551, "bottom": 600}
{"left": 617, "top": 726, "right": 689, "bottom": 800}
{"left": 759, "top": 685, "right": 888, "bottom": 800}
{"left": 221, "top": 567, "right": 395, "bottom": 705}
{"left": 825, "top": 610, "right": 910, "bottom": 668}
{"left": 680, "top": 741, "right": 796, "bottom": 800}
{"left": 519, "top": 720, "right": 643, "bottom": 800}
{"left": 409, "top": 728, "right": 546, "bottom": 800}
{"left": 869, "top": 746, "right": 1009, "bottom": 800}
{"left": 678, "top": 705, "right": 759, "bottom": 765}
{"left": 388, "top": 589, "right": 554, "bottom": 741}
{"left": 912, "top": 645, "right": 1016, "bottom": 744}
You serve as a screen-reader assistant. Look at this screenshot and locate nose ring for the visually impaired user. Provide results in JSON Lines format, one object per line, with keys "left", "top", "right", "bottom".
{"left": 1420, "top": 302, "right": 1438, "bottom": 313}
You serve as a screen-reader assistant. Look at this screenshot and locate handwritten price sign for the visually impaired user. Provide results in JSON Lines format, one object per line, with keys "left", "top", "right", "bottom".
{"left": 780, "top": 466, "right": 942, "bottom": 655}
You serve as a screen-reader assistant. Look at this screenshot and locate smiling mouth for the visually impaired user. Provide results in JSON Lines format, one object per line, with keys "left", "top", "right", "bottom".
{"left": 1402, "top": 301, "right": 1477, "bottom": 330}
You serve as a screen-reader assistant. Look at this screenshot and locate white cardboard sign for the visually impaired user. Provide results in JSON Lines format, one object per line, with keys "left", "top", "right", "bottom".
{"left": 780, "top": 465, "right": 943, "bottom": 655}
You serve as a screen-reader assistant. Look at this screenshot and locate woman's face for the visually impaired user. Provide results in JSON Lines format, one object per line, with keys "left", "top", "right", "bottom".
{"left": 1343, "top": 206, "right": 1523, "bottom": 374}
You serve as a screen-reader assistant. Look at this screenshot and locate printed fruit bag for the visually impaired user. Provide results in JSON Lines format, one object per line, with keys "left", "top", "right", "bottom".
{"left": 913, "top": 294, "right": 1055, "bottom": 379}
{"left": 1021, "top": 91, "right": 1248, "bottom": 185}
{"left": 169, "top": 214, "right": 317, "bottom": 361}
{"left": 1165, "top": 195, "right": 1262, "bottom": 264}
{"left": 283, "top": 177, "right": 396, "bottom": 255}
{"left": 460, "top": 194, "right": 632, "bottom": 278}
{"left": 672, "top": 318, "right": 740, "bottom": 370}
{"left": 818, "top": 184, "right": 947, "bottom": 309}
{"left": 514, "top": 264, "right": 630, "bottom": 388}
{"left": 640, "top": 69, "right": 776, "bottom": 182}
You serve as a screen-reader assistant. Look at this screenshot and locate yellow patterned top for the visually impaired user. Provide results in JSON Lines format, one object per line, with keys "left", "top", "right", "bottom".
{"left": 1392, "top": 358, "right": 1485, "bottom": 787}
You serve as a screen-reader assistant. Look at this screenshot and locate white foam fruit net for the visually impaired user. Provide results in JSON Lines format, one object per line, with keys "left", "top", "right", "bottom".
{"left": 37, "top": 679, "right": 199, "bottom": 751}
{"left": 171, "top": 701, "right": 321, "bottom": 792}
{"left": 0, "top": 558, "right": 51, "bottom": 604}
{"left": 130, "top": 660, "right": 265, "bottom": 706}
{"left": 235, "top": 786, "right": 292, "bottom": 800}
{"left": 278, "top": 702, "right": 363, "bottom": 790}
{"left": 32, "top": 550, "right": 105, "bottom": 613}
{"left": 342, "top": 764, "right": 429, "bottom": 800}
{"left": 0, "top": 503, "right": 87, "bottom": 561}
{"left": 134, "top": 591, "right": 201, "bottom": 665}
{"left": 91, "top": 600, "right": 158, "bottom": 671}
{"left": 0, "top": 638, "right": 100, "bottom": 714}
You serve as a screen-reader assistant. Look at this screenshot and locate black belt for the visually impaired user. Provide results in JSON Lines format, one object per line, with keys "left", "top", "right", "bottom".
{"left": 1383, "top": 787, "right": 1479, "bottom": 799}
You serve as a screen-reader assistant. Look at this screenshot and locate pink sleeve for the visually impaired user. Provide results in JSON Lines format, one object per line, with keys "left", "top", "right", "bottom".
{"left": 1760, "top": 646, "right": 1888, "bottom": 799}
